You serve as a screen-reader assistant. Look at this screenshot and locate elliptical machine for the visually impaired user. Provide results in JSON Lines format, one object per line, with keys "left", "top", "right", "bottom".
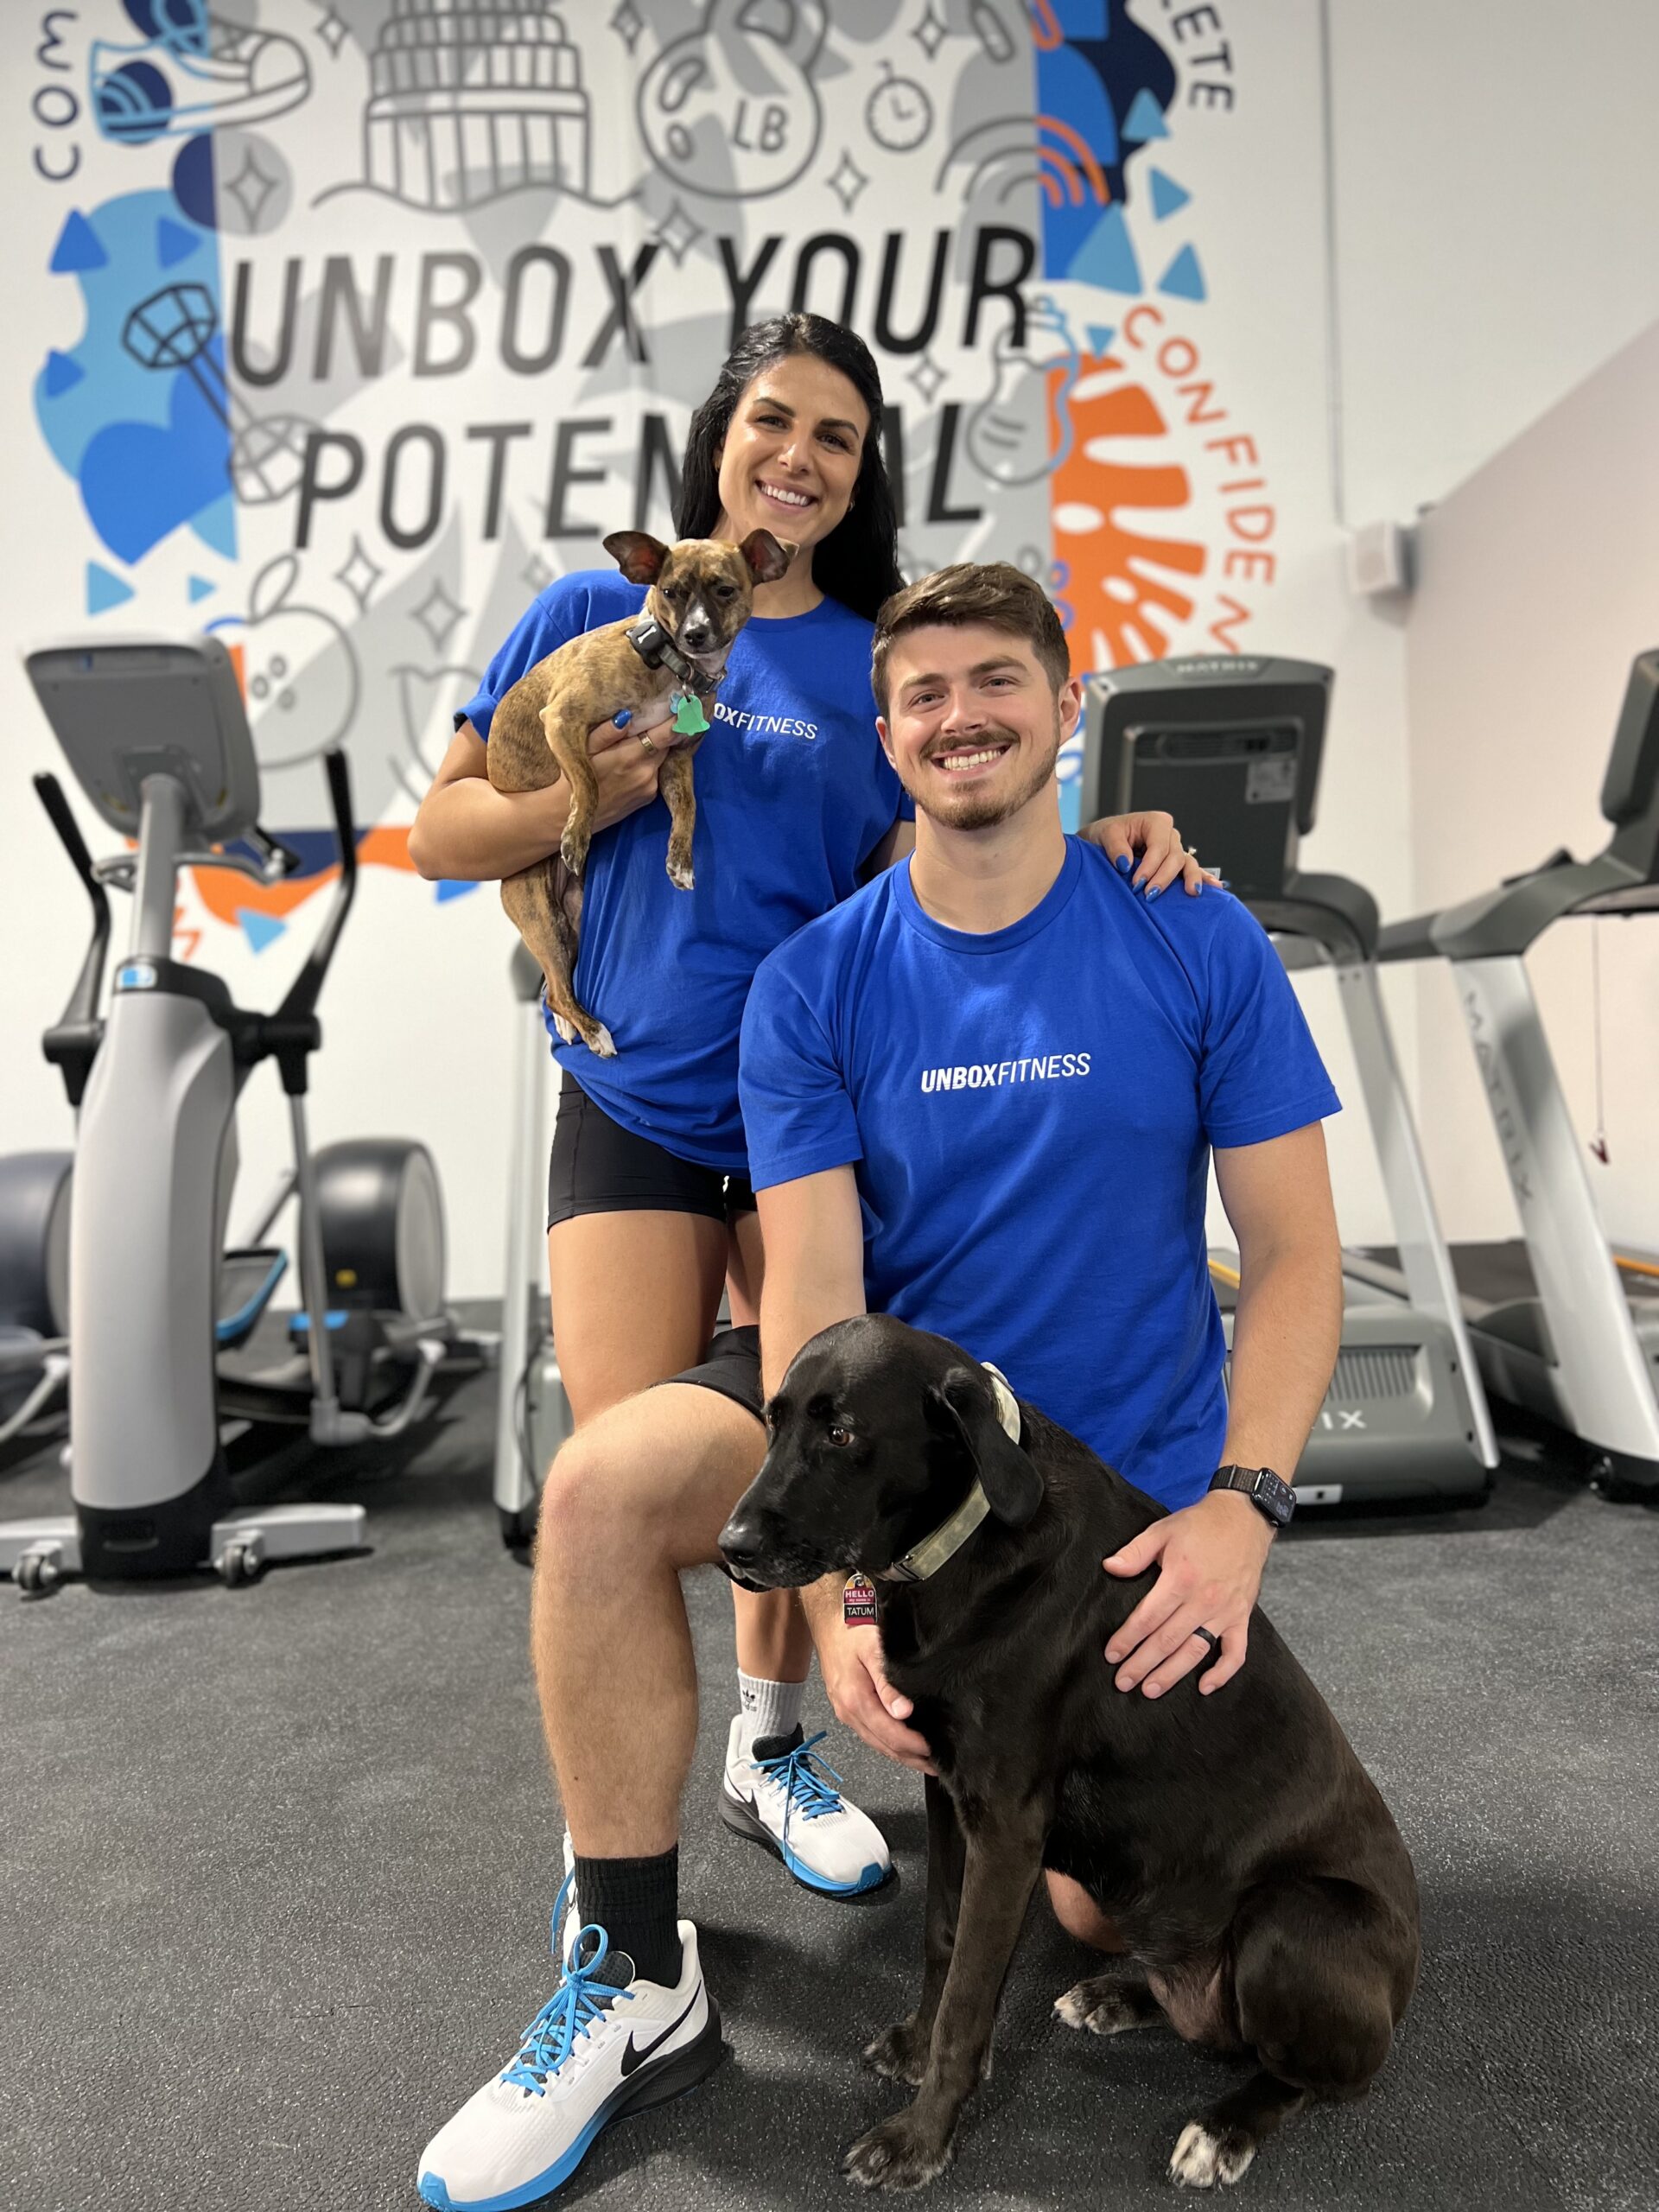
{"left": 0, "top": 634, "right": 464, "bottom": 1593}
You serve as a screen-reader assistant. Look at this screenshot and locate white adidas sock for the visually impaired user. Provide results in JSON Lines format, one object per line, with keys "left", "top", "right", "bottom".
{"left": 737, "top": 1669, "right": 806, "bottom": 1751}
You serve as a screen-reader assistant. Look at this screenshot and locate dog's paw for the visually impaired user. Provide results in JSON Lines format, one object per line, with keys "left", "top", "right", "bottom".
{"left": 666, "top": 855, "right": 695, "bottom": 891}
{"left": 585, "top": 1024, "right": 616, "bottom": 1058}
{"left": 1055, "top": 1977, "right": 1153, "bottom": 2037}
{"left": 841, "top": 2112, "right": 955, "bottom": 2192}
{"left": 1168, "top": 2120, "right": 1255, "bottom": 2190}
{"left": 550, "top": 1014, "right": 576, "bottom": 1046}
{"left": 559, "top": 832, "right": 589, "bottom": 877}
{"left": 862, "top": 2018, "right": 929, "bottom": 2087}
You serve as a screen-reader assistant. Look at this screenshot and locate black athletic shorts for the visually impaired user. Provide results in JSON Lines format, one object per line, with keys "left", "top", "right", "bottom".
{"left": 666, "top": 1323, "right": 765, "bottom": 1425}
{"left": 547, "top": 1071, "right": 758, "bottom": 1230}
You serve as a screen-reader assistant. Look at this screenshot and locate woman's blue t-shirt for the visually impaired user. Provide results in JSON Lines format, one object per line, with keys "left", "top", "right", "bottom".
{"left": 459, "top": 572, "right": 907, "bottom": 1173}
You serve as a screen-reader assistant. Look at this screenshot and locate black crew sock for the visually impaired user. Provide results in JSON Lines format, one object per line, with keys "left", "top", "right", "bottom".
{"left": 751, "top": 1722, "right": 805, "bottom": 1764}
{"left": 570, "top": 1847, "right": 682, "bottom": 1988}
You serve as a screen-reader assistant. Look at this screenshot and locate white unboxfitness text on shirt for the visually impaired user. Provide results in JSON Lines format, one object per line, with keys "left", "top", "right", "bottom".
{"left": 919, "top": 1053, "right": 1092, "bottom": 1094}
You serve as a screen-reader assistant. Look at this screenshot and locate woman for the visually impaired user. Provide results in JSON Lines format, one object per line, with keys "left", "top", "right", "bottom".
{"left": 409, "top": 313, "right": 1205, "bottom": 1892}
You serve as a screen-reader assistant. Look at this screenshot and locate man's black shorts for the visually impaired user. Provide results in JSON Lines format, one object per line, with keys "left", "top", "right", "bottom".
{"left": 547, "top": 1071, "right": 758, "bottom": 1230}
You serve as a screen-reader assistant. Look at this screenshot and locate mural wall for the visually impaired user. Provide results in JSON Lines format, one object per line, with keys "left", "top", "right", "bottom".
{"left": 15, "top": 1, "right": 1361, "bottom": 1283}
{"left": 26, "top": 0, "right": 1297, "bottom": 949}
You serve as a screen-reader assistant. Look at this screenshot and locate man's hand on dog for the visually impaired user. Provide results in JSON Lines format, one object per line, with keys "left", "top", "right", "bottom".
{"left": 1079, "top": 810, "right": 1222, "bottom": 899}
{"left": 1101, "top": 1491, "right": 1274, "bottom": 1698}
{"left": 820, "top": 1620, "right": 938, "bottom": 1775}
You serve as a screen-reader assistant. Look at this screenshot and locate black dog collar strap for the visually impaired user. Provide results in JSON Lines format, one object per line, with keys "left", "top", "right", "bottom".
{"left": 625, "top": 616, "right": 725, "bottom": 695}
{"left": 876, "top": 1363, "right": 1022, "bottom": 1586}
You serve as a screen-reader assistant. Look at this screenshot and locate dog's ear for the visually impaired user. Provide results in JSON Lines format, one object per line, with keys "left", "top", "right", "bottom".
{"left": 737, "top": 529, "right": 794, "bottom": 584}
{"left": 925, "top": 1367, "right": 1043, "bottom": 1528}
{"left": 603, "top": 531, "right": 670, "bottom": 585}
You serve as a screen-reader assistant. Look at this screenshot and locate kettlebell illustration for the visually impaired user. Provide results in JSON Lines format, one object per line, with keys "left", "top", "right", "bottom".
{"left": 638, "top": 0, "right": 827, "bottom": 200}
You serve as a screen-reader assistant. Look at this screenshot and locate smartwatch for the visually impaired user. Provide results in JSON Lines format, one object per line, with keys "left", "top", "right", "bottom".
{"left": 1208, "top": 1463, "right": 1296, "bottom": 1529}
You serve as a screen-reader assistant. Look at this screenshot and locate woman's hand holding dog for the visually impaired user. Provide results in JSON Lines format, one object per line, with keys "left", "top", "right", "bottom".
{"left": 818, "top": 1618, "right": 938, "bottom": 1776}
{"left": 583, "top": 715, "right": 670, "bottom": 834}
{"left": 1101, "top": 1490, "right": 1275, "bottom": 1699}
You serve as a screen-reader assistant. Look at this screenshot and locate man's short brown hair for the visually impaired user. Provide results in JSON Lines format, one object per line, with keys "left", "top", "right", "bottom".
{"left": 871, "top": 562, "right": 1072, "bottom": 717}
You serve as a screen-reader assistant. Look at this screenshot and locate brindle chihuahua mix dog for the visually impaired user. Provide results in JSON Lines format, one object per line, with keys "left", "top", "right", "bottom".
{"left": 721, "top": 1315, "right": 1420, "bottom": 2196}
{"left": 486, "top": 527, "right": 791, "bottom": 1056}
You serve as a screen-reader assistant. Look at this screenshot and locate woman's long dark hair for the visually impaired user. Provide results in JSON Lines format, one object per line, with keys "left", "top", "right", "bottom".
{"left": 675, "top": 314, "right": 903, "bottom": 624}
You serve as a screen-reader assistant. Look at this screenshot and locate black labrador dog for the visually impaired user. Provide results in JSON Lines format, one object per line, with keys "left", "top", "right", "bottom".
{"left": 719, "top": 1314, "right": 1420, "bottom": 2193}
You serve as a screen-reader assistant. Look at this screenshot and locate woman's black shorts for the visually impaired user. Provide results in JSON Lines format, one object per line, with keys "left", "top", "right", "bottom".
{"left": 547, "top": 1071, "right": 757, "bottom": 1231}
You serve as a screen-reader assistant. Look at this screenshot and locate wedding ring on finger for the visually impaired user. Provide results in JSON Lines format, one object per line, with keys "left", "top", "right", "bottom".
{"left": 638, "top": 731, "right": 658, "bottom": 753}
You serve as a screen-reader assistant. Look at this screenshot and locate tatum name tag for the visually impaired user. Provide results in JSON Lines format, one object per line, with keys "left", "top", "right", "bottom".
{"left": 843, "top": 1572, "right": 878, "bottom": 1627}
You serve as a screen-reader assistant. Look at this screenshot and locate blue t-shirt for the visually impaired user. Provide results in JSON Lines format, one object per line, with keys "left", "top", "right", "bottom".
{"left": 461, "top": 573, "right": 908, "bottom": 1171}
{"left": 738, "top": 839, "right": 1341, "bottom": 1510}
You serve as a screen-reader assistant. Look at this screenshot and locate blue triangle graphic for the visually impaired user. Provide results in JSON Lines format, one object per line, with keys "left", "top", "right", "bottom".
{"left": 51, "top": 210, "right": 108, "bottom": 273}
{"left": 87, "top": 562, "right": 134, "bottom": 616}
{"left": 156, "top": 217, "right": 198, "bottom": 268}
{"left": 1149, "top": 168, "right": 1190, "bottom": 219}
{"left": 237, "top": 908, "right": 288, "bottom": 952}
{"left": 1067, "top": 202, "right": 1141, "bottom": 296}
{"left": 1086, "top": 322, "right": 1117, "bottom": 358}
{"left": 44, "top": 348, "right": 84, "bottom": 397}
{"left": 1123, "top": 89, "right": 1169, "bottom": 143}
{"left": 188, "top": 575, "right": 216, "bottom": 602}
{"left": 435, "top": 879, "right": 481, "bottom": 904}
{"left": 1159, "top": 244, "right": 1206, "bottom": 302}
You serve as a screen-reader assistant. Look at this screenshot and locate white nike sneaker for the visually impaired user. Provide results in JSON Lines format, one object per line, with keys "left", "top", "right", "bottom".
{"left": 720, "top": 1717, "right": 892, "bottom": 1897}
{"left": 416, "top": 1879, "right": 721, "bottom": 2210}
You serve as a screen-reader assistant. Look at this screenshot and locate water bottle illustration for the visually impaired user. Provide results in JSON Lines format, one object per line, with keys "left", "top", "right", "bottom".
{"left": 965, "top": 294, "right": 1081, "bottom": 487}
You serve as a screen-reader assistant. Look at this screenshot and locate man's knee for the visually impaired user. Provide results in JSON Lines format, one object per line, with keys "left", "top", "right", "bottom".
{"left": 537, "top": 1422, "right": 654, "bottom": 1578}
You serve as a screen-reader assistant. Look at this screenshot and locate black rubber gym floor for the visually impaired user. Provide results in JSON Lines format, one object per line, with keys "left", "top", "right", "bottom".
{"left": 3, "top": 1342, "right": 1655, "bottom": 2212}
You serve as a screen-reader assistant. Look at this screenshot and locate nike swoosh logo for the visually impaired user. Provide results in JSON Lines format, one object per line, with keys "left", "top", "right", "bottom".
{"left": 619, "top": 1986, "right": 702, "bottom": 2076}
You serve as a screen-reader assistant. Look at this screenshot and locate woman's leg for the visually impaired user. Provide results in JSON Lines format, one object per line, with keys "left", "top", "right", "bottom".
{"left": 721, "top": 1207, "right": 814, "bottom": 1690}
{"left": 547, "top": 1208, "right": 727, "bottom": 1425}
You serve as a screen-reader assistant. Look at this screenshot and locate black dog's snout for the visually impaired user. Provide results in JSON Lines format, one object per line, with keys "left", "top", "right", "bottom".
{"left": 717, "top": 1509, "right": 766, "bottom": 1573}
{"left": 681, "top": 620, "right": 715, "bottom": 652}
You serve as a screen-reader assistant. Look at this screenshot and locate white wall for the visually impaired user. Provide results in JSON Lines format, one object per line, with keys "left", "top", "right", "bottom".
{"left": 1322, "top": 0, "right": 1659, "bottom": 1255}
{"left": 1399, "top": 321, "right": 1659, "bottom": 1249}
{"left": 1327, "top": 0, "right": 1659, "bottom": 528}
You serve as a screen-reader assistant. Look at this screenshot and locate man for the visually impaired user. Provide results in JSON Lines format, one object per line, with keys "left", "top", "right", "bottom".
{"left": 416, "top": 566, "right": 1342, "bottom": 2209}
{"left": 739, "top": 564, "right": 1343, "bottom": 1834}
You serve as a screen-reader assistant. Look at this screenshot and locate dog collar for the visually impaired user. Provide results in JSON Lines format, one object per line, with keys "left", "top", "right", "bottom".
{"left": 625, "top": 615, "right": 725, "bottom": 696}
{"left": 876, "top": 1363, "right": 1021, "bottom": 1586}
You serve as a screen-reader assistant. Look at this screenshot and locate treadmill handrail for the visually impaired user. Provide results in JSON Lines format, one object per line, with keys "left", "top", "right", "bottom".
{"left": 1246, "top": 870, "right": 1379, "bottom": 964}
{"left": 1429, "top": 850, "right": 1646, "bottom": 960}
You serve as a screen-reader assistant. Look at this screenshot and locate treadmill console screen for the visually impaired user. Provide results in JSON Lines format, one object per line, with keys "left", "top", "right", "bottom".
{"left": 1079, "top": 658, "right": 1333, "bottom": 902}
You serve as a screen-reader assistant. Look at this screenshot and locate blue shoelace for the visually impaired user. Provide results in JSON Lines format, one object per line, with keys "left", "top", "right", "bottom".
{"left": 752, "top": 1729, "right": 847, "bottom": 1853}
{"left": 499, "top": 1872, "right": 635, "bottom": 2096}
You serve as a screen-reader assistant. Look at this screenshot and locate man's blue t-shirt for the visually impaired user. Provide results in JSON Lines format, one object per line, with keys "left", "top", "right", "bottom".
{"left": 738, "top": 839, "right": 1340, "bottom": 1510}
{"left": 461, "top": 573, "right": 908, "bottom": 1172}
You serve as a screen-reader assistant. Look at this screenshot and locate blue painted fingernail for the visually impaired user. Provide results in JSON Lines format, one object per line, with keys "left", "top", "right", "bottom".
{"left": 613, "top": 707, "right": 632, "bottom": 728}
{"left": 1147, "top": 884, "right": 1161, "bottom": 900}
{"left": 1116, "top": 854, "right": 1131, "bottom": 874}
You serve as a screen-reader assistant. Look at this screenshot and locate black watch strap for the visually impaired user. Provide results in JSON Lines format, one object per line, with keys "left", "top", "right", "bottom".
{"left": 1209, "top": 1463, "right": 1296, "bottom": 1527}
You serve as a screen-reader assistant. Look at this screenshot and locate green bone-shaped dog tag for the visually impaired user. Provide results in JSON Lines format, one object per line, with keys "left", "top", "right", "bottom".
{"left": 670, "top": 690, "right": 709, "bottom": 737}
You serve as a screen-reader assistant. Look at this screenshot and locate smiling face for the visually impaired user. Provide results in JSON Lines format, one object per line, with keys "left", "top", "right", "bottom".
{"left": 877, "top": 622, "right": 1084, "bottom": 831}
{"left": 713, "top": 351, "right": 868, "bottom": 563}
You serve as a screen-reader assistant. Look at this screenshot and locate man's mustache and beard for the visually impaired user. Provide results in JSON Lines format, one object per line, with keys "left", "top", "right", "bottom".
{"left": 898, "top": 704, "right": 1066, "bottom": 831}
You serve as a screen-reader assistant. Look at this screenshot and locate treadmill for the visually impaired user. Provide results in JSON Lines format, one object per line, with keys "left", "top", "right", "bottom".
{"left": 1081, "top": 656, "right": 1498, "bottom": 1506}
{"left": 1361, "top": 650, "right": 1659, "bottom": 1497}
